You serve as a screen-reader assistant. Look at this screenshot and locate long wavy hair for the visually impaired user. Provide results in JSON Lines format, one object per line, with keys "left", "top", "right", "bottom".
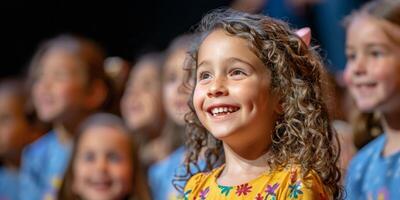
{"left": 343, "top": 0, "right": 400, "bottom": 150}
{"left": 179, "top": 9, "right": 342, "bottom": 199}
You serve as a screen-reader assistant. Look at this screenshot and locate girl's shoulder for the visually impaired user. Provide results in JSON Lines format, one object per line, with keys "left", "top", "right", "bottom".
{"left": 269, "top": 165, "right": 330, "bottom": 200}
{"left": 183, "top": 164, "right": 330, "bottom": 200}
{"left": 184, "top": 165, "right": 223, "bottom": 191}
{"left": 347, "top": 134, "right": 386, "bottom": 171}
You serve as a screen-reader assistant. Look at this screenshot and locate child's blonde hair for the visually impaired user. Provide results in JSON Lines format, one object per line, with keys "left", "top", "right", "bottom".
{"left": 343, "top": 0, "right": 400, "bottom": 150}
{"left": 181, "top": 9, "right": 342, "bottom": 199}
{"left": 57, "top": 113, "right": 151, "bottom": 200}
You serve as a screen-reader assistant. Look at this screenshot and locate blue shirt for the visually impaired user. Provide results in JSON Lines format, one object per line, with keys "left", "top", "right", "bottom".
{"left": 345, "top": 134, "right": 400, "bottom": 200}
{"left": 148, "top": 146, "right": 187, "bottom": 200}
{"left": 19, "top": 130, "right": 71, "bottom": 200}
{"left": 0, "top": 166, "right": 19, "bottom": 200}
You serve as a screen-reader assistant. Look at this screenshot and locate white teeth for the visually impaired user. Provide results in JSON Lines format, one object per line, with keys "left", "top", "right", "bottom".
{"left": 210, "top": 106, "right": 239, "bottom": 116}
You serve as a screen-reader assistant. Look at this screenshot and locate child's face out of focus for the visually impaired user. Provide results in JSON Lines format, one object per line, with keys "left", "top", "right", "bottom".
{"left": 163, "top": 48, "right": 190, "bottom": 125}
{"left": 121, "top": 62, "right": 163, "bottom": 131}
{"left": 32, "top": 48, "right": 90, "bottom": 123}
{"left": 0, "top": 92, "right": 30, "bottom": 156}
{"left": 344, "top": 15, "right": 400, "bottom": 113}
{"left": 193, "top": 29, "right": 279, "bottom": 148}
{"left": 72, "top": 126, "right": 133, "bottom": 200}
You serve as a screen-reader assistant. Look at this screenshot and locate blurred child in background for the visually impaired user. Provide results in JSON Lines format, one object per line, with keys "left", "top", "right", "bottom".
{"left": 120, "top": 53, "right": 166, "bottom": 167}
{"left": 0, "top": 78, "right": 46, "bottom": 200}
{"left": 20, "top": 35, "right": 111, "bottom": 200}
{"left": 148, "top": 34, "right": 194, "bottom": 200}
{"left": 58, "top": 113, "right": 151, "bottom": 200}
{"left": 344, "top": 0, "right": 400, "bottom": 199}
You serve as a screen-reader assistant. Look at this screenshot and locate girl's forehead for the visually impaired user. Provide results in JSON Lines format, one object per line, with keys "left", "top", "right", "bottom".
{"left": 40, "top": 48, "right": 84, "bottom": 70}
{"left": 79, "top": 126, "right": 131, "bottom": 148}
{"left": 349, "top": 14, "right": 400, "bottom": 42}
{"left": 165, "top": 48, "right": 187, "bottom": 66}
{"left": 197, "top": 29, "right": 262, "bottom": 66}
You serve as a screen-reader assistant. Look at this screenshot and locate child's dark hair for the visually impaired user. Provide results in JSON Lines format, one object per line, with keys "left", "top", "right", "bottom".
{"left": 181, "top": 9, "right": 342, "bottom": 199}
{"left": 58, "top": 113, "right": 151, "bottom": 200}
{"left": 27, "top": 34, "right": 115, "bottom": 112}
{"left": 0, "top": 77, "right": 49, "bottom": 133}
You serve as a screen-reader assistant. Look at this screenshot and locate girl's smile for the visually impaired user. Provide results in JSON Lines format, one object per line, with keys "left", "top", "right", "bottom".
{"left": 193, "top": 29, "right": 279, "bottom": 147}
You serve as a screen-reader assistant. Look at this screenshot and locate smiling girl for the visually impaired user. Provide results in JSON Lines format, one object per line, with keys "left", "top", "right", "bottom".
{"left": 181, "top": 9, "right": 342, "bottom": 200}
{"left": 343, "top": 0, "right": 400, "bottom": 199}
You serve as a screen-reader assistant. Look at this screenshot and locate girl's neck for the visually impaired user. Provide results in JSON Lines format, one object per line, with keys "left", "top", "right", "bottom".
{"left": 54, "top": 122, "right": 76, "bottom": 145}
{"left": 54, "top": 112, "right": 89, "bottom": 144}
{"left": 218, "top": 142, "right": 270, "bottom": 186}
{"left": 382, "top": 110, "right": 400, "bottom": 157}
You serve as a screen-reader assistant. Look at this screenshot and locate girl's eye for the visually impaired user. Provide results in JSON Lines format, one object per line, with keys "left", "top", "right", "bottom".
{"left": 230, "top": 69, "right": 247, "bottom": 78}
{"left": 369, "top": 50, "right": 385, "bottom": 58}
{"left": 165, "top": 72, "right": 177, "bottom": 83}
{"left": 346, "top": 52, "right": 356, "bottom": 62}
{"left": 198, "top": 72, "right": 212, "bottom": 80}
{"left": 82, "top": 151, "right": 95, "bottom": 162}
{"left": 107, "top": 152, "right": 122, "bottom": 163}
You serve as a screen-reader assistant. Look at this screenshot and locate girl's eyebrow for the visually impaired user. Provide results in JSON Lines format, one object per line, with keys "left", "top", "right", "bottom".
{"left": 198, "top": 60, "right": 211, "bottom": 69}
{"left": 198, "top": 57, "right": 256, "bottom": 70}
{"left": 365, "top": 43, "right": 390, "bottom": 49}
{"left": 346, "top": 42, "right": 390, "bottom": 50}
{"left": 225, "top": 57, "right": 255, "bottom": 70}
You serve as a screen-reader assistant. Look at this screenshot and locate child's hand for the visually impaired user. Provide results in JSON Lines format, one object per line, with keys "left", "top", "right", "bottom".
{"left": 295, "top": 27, "right": 311, "bottom": 47}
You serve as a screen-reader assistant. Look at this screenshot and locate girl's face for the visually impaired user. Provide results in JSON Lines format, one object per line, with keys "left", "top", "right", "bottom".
{"left": 72, "top": 126, "right": 133, "bottom": 200}
{"left": 344, "top": 15, "right": 400, "bottom": 113}
{"left": 0, "top": 92, "right": 30, "bottom": 155}
{"left": 32, "top": 48, "right": 89, "bottom": 123}
{"left": 163, "top": 48, "right": 190, "bottom": 125}
{"left": 121, "top": 62, "right": 163, "bottom": 131}
{"left": 193, "top": 29, "right": 279, "bottom": 148}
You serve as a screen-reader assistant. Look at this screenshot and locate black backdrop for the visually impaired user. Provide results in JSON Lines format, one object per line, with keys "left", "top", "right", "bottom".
{"left": 1, "top": 0, "right": 230, "bottom": 77}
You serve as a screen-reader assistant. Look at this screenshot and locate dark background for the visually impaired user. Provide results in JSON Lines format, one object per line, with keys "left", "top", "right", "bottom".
{"left": 1, "top": 0, "right": 231, "bottom": 77}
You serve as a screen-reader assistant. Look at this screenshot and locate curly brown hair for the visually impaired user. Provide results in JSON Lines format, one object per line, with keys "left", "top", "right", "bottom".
{"left": 178, "top": 9, "right": 343, "bottom": 199}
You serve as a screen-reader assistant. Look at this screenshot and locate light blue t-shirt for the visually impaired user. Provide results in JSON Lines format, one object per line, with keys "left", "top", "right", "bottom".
{"left": 0, "top": 166, "right": 19, "bottom": 200}
{"left": 19, "top": 130, "right": 71, "bottom": 200}
{"left": 345, "top": 134, "right": 400, "bottom": 200}
{"left": 148, "top": 146, "right": 187, "bottom": 200}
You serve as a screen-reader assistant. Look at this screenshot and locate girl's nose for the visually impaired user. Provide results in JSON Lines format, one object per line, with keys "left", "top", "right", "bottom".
{"left": 352, "top": 57, "right": 367, "bottom": 76}
{"left": 94, "top": 157, "right": 107, "bottom": 172}
{"left": 207, "top": 78, "right": 228, "bottom": 98}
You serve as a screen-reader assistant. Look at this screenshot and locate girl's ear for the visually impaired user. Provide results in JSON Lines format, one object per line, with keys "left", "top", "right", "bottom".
{"left": 272, "top": 93, "right": 284, "bottom": 114}
{"left": 295, "top": 27, "right": 311, "bottom": 47}
{"left": 274, "top": 100, "right": 283, "bottom": 115}
{"left": 85, "top": 80, "right": 107, "bottom": 111}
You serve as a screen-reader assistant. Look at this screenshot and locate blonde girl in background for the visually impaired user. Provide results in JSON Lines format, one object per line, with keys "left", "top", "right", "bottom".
{"left": 343, "top": 0, "right": 400, "bottom": 199}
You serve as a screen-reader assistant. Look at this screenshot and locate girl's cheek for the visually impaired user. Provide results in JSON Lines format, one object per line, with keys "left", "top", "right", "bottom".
{"left": 193, "top": 86, "right": 206, "bottom": 112}
{"left": 342, "top": 67, "right": 353, "bottom": 87}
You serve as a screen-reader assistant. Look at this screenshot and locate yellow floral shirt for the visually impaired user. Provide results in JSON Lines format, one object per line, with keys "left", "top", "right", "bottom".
{"left": 183, "top": 165, "right": 330, "bottom": 200}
